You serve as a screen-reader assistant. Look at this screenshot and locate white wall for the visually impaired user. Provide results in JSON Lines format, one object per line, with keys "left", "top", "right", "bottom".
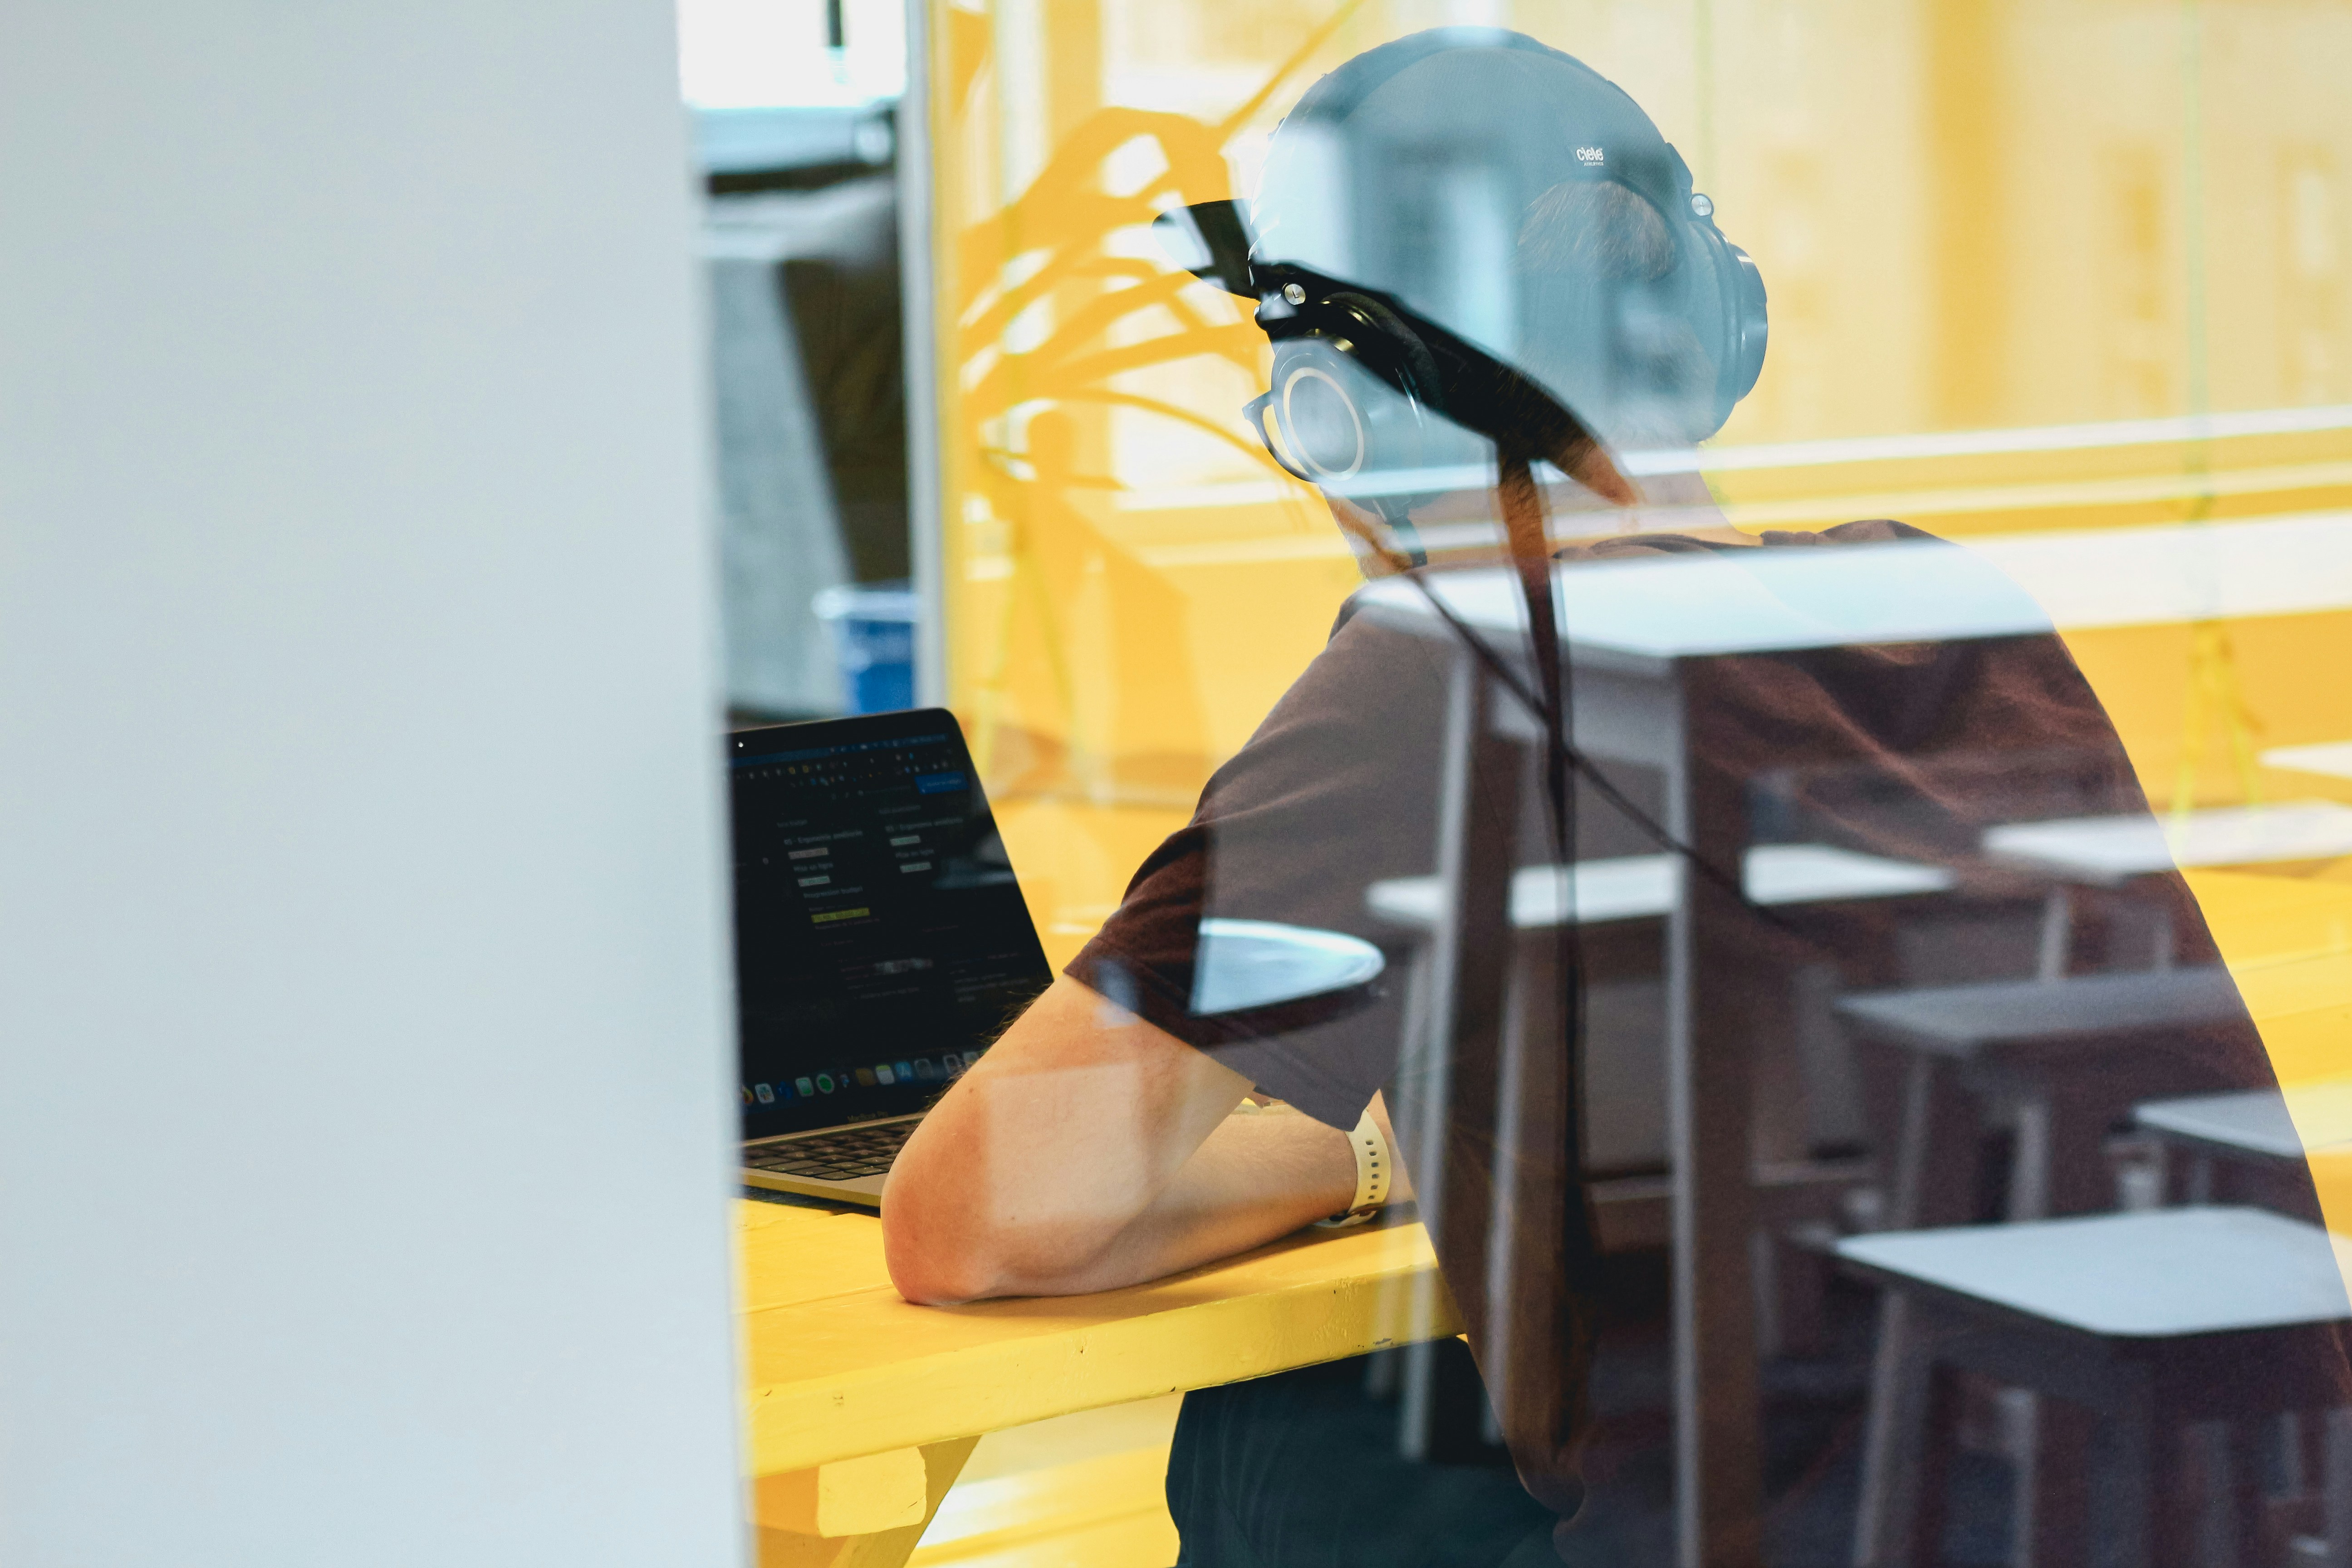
{"left": 0, "top": 4, "right": 744, "bottom": 1566}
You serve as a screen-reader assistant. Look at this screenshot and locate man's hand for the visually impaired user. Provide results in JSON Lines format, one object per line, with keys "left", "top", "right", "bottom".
{"left": 881, "top": 975, "right": 1394, "bottom": 1305}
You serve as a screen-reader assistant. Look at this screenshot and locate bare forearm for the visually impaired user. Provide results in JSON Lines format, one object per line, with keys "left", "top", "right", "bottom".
{"left": 990, "top": 1110, "right": 1358, "bottom": 1296}
{"left": 883, "top": 975, "right": 1403, "bottom": 1305}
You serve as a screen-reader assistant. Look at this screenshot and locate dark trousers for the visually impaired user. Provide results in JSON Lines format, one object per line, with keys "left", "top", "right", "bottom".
{"left": 1166, "top": 1344, "right": 1560, "bottom": 1568}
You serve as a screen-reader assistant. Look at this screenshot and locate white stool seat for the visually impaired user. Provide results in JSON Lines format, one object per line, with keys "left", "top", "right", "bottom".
{"left": 1984, "top": 802, "right": 2352, "bottom": 887}
{"left": 2262, "top": 743, "right": 2352, "bottom": 782}
{"left": 1365, "top": 843, "right": 1954, "bottom": 931}
{"left": 1835, "top": 966, "right": 2244, "bottom": 1058}
{"left": 2136, "top": 1085, "right": 2352, "bottom": 1165}
{"left": 1838, "top": 1207, "right": 2352, "bottom": 1339}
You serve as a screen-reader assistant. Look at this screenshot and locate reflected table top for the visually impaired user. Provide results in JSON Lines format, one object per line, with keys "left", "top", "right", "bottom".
{"left": 1984, "top": 802, "right": 2352, "bottom": 887}
{"left": 1350, "top": 544, "right": 2053, "bottom": 666}
{"left": 1352, "top": 513, "right": 2352, "bottom": 662}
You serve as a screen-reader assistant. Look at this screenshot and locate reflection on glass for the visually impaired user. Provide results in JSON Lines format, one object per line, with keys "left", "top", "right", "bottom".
{"left": 864, "top": 8, "right": 2352, "bottom": 1568}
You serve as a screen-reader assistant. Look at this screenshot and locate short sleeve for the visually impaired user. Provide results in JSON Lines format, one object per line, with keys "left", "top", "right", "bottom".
{"left": 1065, "top": 606, "right": 1460, "bottom": 1128}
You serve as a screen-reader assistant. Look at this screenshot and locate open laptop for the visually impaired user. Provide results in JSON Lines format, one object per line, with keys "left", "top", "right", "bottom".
{"left": 730, "top": 708, "right": 1053, "bottom": 1205}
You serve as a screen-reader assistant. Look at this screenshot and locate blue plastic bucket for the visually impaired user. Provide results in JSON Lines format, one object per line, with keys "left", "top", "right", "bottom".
{"left": 812, "top": 583, "right": 920, "bottom": 715}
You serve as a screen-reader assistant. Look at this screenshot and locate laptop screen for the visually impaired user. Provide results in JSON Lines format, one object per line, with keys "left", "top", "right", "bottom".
{"left": 729, "top": 709, "right": 1051, "bottom": 1141}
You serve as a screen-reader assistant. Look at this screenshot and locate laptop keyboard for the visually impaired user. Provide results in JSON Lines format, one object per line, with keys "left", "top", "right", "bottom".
{"left": 745, "top": 1121, "right": 916, "bottom": 1181}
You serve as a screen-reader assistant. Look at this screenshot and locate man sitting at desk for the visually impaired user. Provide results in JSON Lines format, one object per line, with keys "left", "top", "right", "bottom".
{"left": 884, "top": 29, "right": 2303, "bottom": 1568}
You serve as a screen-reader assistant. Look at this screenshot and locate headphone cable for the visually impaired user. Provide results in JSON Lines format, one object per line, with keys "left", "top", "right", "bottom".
{"left": 1395, "top": 560, "right": 1817, "bottom": 945}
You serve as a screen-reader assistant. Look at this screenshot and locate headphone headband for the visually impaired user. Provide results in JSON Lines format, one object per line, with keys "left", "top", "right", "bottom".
{"left": 1254, "top": 29, "right": 1691, "bottom": 265}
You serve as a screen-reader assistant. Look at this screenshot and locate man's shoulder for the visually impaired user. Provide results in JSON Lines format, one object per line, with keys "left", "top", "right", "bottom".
{"left": 1552, "top": 517, "right": 1943, "bottom": 563}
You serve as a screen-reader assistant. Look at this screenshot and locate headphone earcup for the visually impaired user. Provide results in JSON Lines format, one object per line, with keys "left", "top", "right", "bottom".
{"left": 1721, "top": 239, "right": 1768, "bottom": 405}
{"left": 1261, "top": 314, "right": 1480, "bottom": 557}
{"left": 1265, "top": 338, "right": 1380, "bottom": 484}
{"left": 1681, "top": 217, "right": 1768, "bottom": 438}
{"left": 1264, "top": 301, "right": 1454, "bottom": 493}
{"left": 1259, "top": 334, "right": 1435, "bottom": 561}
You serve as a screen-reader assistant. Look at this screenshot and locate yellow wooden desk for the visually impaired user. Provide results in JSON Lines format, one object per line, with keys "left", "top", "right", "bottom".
{"left": 740, "top": 1200, "right": 1459, "bottom": 1568}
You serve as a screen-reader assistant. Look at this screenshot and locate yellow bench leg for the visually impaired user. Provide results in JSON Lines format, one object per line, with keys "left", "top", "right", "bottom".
{"left": 755, "top": 1437, "right": 980, "bottom": 1568}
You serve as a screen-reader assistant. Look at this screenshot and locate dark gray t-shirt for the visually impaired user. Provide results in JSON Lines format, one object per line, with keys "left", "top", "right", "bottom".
{"left": 1065, "top": 520, "right": 2278, "bottom": 1126}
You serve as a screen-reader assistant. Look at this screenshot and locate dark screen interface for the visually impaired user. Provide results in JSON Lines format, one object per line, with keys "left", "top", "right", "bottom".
{"left": 730, "top": 712, "right": 1051, "bottom": 1139}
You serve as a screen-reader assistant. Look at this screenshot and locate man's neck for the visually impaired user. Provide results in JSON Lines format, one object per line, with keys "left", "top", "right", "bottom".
{"left": 1604, "top": 458, "right": 1747, "bottom": 543}
{"left": 1330, "top": 446, "right": 1757, "bottom": 578}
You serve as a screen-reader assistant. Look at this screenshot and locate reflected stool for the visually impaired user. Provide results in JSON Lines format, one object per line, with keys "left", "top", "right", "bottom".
{"left": 1841, "top": 1208, "right": 2352, "bottom": 1568}
{"left": 1838, "top": 967, "right": 2248, "bottom": 1230}
{"left": 2136, "top": 1086, "right": 2352, "bottom": 1221}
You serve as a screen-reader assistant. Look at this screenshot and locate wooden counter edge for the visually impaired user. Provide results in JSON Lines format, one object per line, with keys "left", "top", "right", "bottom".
{"left": 745, "top": 1220, "right": 1459, "bottom": 1476}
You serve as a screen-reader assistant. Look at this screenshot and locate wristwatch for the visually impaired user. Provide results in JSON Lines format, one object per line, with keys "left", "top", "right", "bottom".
{"left": 1313, "top": 1106, "right": 1392, "bottom": 1228}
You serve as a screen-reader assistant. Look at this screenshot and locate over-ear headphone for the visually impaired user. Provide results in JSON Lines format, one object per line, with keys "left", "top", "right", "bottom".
{"left": 1160, "top": 29, "right": 1766, "bottom": 546}
{"left": 1235, "top": 266, "right": 1628, "bottom": 552}
{"left": 1243, "top": 284, "right": 1493, "bottom": 551}
{"left": 1656, "top": 164, "right": 1769, "bottom": 430}
{"left": 1666, "top": 160, "right": 1772, "bottom": 430}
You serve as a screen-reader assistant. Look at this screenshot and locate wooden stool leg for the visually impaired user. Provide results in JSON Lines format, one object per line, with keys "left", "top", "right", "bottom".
{"left": 2180, "top": 1420, "right": 2230, "bottom": 1568}
{"left": 1911, "top": 1362, "right": 1965, "bottom": 1568}
{"left": 2186, "top": 1151, "right": 2217, "bottom": 1206}
{"left": 1998, "top": 1087, "right": 2122, "bottom": 1568}
{"left": 1767, "top": 1224, "right": 1833, "bottom": 1360}
{"left": 2251, "top": 1412, "right": 2330, "bottom": 1567}
{"left": 1890, "top": 1056, "right": 1975, "bottom": 1232}
{"left": 2006, "top": 1087, "right": 2113, "bottom": 1225}
{"left": 1854, "top": 1292, "right": 1951, "bottom": 1568}
{"left": 2094, "top": 1380, "right": 2159, "bottom": 1568}
{"left": 2230, "top": 1417, "right": 2269, "bottom": 1568}
{"left": 1396, "top": 1333, "right": 1441, "bottom": 1461}
{"left": 2174, "top": 1418, "right": 2264, "bottom": 1568}
{"left": 2153, "top": 1411, "right": 2224, "bottom": 1568}
{"left": 2319, "top": 1407, "right": 2352, "bottom": 1568}
{"left": 2278, "top": 1410, "right": 2309, "bottom": 1499}
{"left": 2016, "top": 1394, "right": 2094, "bottom": 1568}
{"left": 756, "top": 1437, "right": 978, "bottom": 1568}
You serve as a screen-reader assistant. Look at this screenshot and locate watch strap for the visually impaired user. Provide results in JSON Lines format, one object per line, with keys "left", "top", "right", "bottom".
{"left": 1313, "top": 1106, "right": 1391, "bottom": 1228}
